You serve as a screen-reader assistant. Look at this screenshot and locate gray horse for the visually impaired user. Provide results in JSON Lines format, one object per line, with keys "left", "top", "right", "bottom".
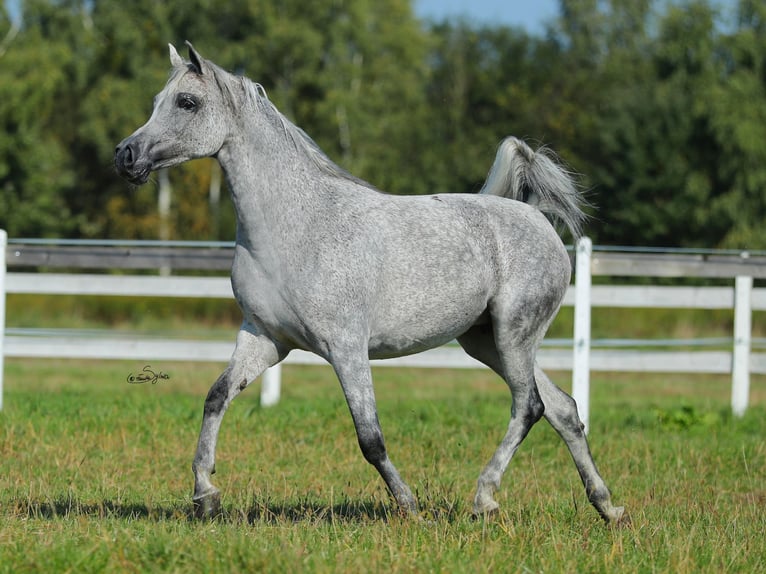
{"left": 115, "top": 42, "right": 625, "bottom": 525}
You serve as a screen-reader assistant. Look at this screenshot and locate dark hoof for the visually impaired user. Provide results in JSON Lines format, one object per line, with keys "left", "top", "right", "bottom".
{"left": 193, "top": 491, "right": 222, "bottom": 520}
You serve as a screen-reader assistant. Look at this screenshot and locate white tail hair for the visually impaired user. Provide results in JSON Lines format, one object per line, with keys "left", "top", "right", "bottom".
{"left": 479, "top": 137, "right": 587, "bottom": 239}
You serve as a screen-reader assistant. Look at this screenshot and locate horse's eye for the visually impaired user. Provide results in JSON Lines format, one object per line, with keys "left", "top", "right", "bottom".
{"left": 176, "top": 93, "right": 198, "bottom": 112}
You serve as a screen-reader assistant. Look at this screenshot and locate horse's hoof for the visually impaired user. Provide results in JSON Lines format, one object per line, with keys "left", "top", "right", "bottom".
{"left": 609, "top": 506, "right": 631, "bottom": 527}
{"left": 396, "top": 504, "right": 420, "bottom": 519}
{"left": 397, "top": 495, "right": 419, "bottom": 515}
{"left": 193, "top": 490, "right": 222, "bottom": 520}
{"left": 472, "top": 499, "right": 500, "bottom": 517}
{"left": 604, "top": 505, "right": 630, "bottom": 527}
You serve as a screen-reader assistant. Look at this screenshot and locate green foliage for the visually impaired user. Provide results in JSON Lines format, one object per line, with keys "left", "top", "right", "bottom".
{"left": 1, "top": 1, "right": 765, "bottom": 248}
{"left": 653, "top": 404, "right": 724, "bottom": 430}
{"left": 564, "top": 0, "right": 766, "bottom": 249}
{"left": 0, "top": 4, "right": 78, "bottom": 236}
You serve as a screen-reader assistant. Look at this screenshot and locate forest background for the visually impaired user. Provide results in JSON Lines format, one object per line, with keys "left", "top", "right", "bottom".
{"left": 1, "top": 0, "right": 765, "bottom": 249}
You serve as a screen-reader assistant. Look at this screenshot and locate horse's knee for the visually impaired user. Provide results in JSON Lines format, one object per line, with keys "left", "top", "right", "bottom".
{"left": 203, "top": 372, "right": 234, "bottom": 415}
{"left": 203, "top": 390, "right": 226, "bottom": 416}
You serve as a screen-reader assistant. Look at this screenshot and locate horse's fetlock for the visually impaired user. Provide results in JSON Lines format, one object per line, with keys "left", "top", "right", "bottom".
{"left": 587, "top": 484, "right": 611, "bottom": 507}
{"left": 357, "top": 428, "right": 387, "bottom": 465}
{"left": 361, "top": 443, "right": 386, "bottom": 466}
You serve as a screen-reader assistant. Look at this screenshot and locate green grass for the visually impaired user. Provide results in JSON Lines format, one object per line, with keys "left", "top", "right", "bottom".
{"left": 1, "top": 359, "right": 765, "bottom": 573}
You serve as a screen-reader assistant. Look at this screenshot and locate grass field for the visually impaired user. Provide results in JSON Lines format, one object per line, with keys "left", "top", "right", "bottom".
{"left": 1, "top": 359, "right": 764, "bottom": 573}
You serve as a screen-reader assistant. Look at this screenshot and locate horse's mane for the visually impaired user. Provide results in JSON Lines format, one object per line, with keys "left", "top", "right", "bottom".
{"left": 201, "top": 61, "right": 379, "bottom": 192}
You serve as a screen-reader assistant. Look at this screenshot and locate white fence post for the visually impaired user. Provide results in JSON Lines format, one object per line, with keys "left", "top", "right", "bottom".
{"left": 572, "top": 237, "right": 592, "bottom": 433}
{"left": 732, "top": 274, "right": 752, "bottom": 417}
{"left": 260, "top": 364, "right": 282, "bottom": 407}
{"left": 0, "top": 230, "right": 6, "bottom": 411}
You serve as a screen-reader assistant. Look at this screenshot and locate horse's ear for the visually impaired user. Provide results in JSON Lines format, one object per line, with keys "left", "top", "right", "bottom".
{"left": 169, "top": 44, "right": 184, "bottom": 68}
{"left": 185, "top": 41, "right": 206, "bottom": 75}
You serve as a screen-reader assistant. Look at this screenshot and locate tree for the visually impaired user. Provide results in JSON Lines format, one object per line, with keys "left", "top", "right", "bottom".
{"left": 0, "top": 1, "right": 81, "bottom": 237}
{"left": 534, "top": 0, "right": 766, "bottom": 249}
{"left": 704, "top": 0, "right": 766, "bottom": 248}
{"left": 90, "top": 0, "right": 433, "bottom": 238}
{"left": 587, "top": 0, "right": 766, "bottom": 249}
{"left": 423, "top": 21, "right": 564, "bottom": 195}
{"left": 3, "top": 0, "right": 766, "bottom": 249}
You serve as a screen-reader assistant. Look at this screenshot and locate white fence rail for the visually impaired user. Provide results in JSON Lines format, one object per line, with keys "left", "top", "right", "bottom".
{"left": 1, "top": 233, "right": 765, "bottom": 428}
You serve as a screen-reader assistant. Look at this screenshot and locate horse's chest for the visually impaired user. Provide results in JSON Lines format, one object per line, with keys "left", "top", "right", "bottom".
{"left": 230, "top": 250, "right": 315, "bottom": 346}
{"left": 231, "top": 253, "right": 283, "bottom": 324}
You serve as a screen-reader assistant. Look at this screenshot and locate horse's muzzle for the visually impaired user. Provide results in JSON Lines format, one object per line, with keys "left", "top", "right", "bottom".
{"left": 114, "top": 137, "right": 152, "bottom": 185}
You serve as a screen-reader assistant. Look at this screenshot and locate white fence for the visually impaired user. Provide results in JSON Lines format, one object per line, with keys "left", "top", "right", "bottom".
{"left": 571, "top": 238, "right": 765, "bottom": 431}
{"left": 1, "top": 231, "right": 765, "bottom": 429}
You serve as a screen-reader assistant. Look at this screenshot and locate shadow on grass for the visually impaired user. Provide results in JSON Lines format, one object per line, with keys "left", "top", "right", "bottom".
{"left": 243, "top": 497, "right": 396, "bottom": 525}
{"left": 242, "top": 486, "right": 464, "bottom": 525}
{"left": 10, "top": 496, "right": 189, "bottom": 522}
{"left": 8, "top": 495, "right": 414, "bottom": 525}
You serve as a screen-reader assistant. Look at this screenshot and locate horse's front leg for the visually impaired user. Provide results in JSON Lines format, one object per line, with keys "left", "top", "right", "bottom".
{"left": 330, "top": 348, "right": 418, "bottom": 515}
{"left": 192, "top": 324, "right": 284, "bottom": 519}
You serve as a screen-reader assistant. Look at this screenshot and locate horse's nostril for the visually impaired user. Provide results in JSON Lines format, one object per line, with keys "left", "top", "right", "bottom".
{"left": 123, "top": 144, "right": 134, "bottom": 166}
{"left": 115, "top": 139, "right": 150, "bottom": 184}
{"left": 116, "top": 143, "right": 136, "bottom": 169}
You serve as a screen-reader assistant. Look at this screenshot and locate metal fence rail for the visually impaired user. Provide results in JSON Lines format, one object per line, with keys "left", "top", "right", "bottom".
{"left": 6, "top": 239, "right": 235, "bottom": 271}
{"left": 1, "top": 233, "right": 764, "bottom": 427}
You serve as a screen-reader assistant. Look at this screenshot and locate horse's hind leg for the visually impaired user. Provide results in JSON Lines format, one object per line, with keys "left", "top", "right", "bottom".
{"left": 458, "top": 325, "right": 625, "bottom": 524}
{"left": 534, "top": 366, "right": 625, "bottom": 524}
{"left": 192, "top": 324, "right": 284, "bottom": 518}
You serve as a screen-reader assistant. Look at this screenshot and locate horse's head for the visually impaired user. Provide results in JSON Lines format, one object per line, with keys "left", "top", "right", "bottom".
{"left": 115, "top": 42, "right": 231, "bottom": 185}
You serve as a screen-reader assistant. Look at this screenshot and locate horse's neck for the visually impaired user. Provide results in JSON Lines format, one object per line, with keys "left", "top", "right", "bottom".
{"left": 217, "top": 122, "right": 319, "bottom": 251}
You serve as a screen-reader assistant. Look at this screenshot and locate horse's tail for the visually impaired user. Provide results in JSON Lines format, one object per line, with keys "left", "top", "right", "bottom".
{"left": 479, "top": 136, "right": 587, "bottom": 239}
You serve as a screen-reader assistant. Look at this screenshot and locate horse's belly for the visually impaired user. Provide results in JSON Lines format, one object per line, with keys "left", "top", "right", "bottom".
{"left": 367, "top": 330, "right": 465, "bottom": 360}
{"left": 368, "top": 334, "right": 452, "bottom": 360}
{"left": 367, "top": 295, "right": 489, "bottom": 359}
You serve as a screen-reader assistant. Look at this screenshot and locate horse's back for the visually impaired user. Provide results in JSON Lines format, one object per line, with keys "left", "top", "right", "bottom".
{"left": 384, "top": 192, "right": 571, "bottom": 287}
